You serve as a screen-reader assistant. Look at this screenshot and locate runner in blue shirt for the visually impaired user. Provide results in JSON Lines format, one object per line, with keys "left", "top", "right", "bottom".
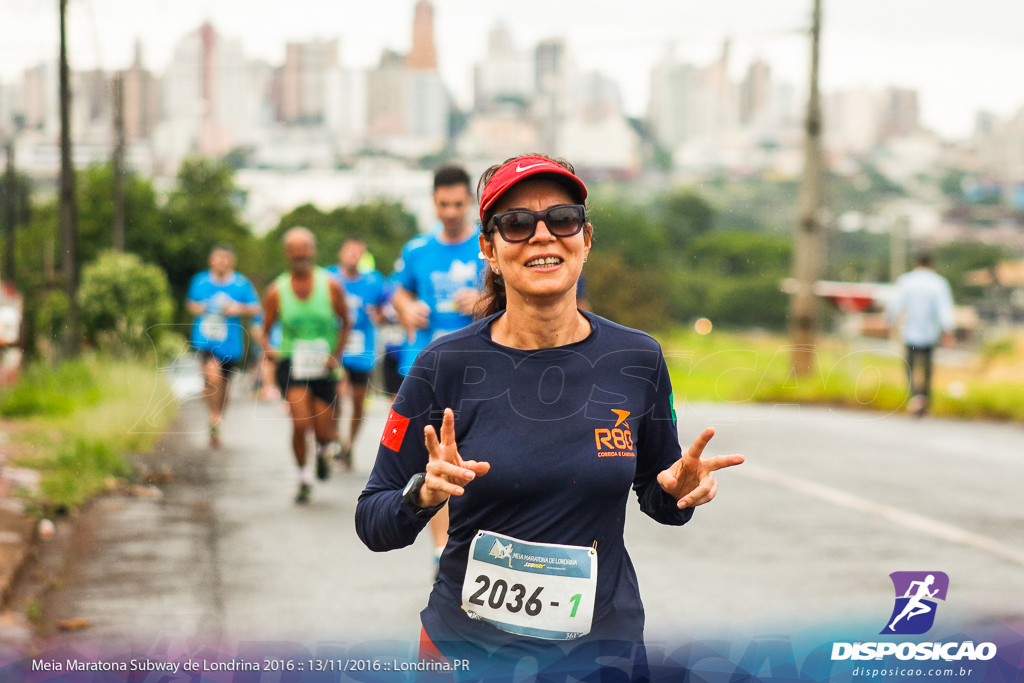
{"left": 391, "top": 165, "right": 485, "bottom": 574}
{"left": 327, "top": 239, "right": 387, "bottom": 469}
{"left": 185, "top": 244, "right": 261, "bottom": 448}
{"left": 356, "top": 155, "right": 745, "bottom": 679}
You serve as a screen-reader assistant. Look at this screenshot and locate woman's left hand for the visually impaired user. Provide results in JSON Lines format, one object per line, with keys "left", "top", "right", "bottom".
{"left": 657, "top": 427, "right": 744, "bottom": 509}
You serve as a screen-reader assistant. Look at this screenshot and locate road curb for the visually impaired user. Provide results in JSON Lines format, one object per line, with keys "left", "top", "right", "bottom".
{"left": 0, "top": 498, "right": 36, "bottom": 611}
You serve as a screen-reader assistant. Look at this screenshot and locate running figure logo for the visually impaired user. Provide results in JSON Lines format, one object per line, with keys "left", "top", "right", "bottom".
{"left": 488, "top": 539, "right": 514, "bottom": 567}
{"left": 881, "top": 571, "right": 949, "bottom": 635}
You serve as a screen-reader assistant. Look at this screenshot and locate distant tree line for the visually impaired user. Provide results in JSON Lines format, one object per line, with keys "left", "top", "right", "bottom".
{"left": 3, "top": 158, "right": 1009, "bottom": 360}
{"left": 0, "top": 158, "right": 417, "bottom": 359}
{"left": 584, "top": 188, "right": 792, "bottom": 332}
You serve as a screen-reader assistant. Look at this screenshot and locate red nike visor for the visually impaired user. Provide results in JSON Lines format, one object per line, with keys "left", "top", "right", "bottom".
{"left": 479, "top": 155, "right": 588, "bottom": 222}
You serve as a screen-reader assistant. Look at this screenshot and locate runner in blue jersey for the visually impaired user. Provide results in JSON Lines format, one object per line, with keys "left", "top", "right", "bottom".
{"left": 186, "top": 244, "right": 261, "bottom": 448}
{"left": 356, "top": 155, "right": 745, "bottom": 679}
{"left": 326, "top": 238, "right": 386, "bottom": 470}
{"left": 391, "top": 165, "right": 485, "bottom": 574}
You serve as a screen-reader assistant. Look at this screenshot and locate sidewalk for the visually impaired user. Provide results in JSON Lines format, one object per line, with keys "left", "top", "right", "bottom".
{"left": 0, "top": 440, "right": 38, "bottom": 643}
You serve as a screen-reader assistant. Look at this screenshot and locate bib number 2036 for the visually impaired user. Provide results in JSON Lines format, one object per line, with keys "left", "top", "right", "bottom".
{"left": 462, "top": 531, "right": 596, "bottom": 640}
{"left": 468, "top": 576, "right": 583, "bottom": 619}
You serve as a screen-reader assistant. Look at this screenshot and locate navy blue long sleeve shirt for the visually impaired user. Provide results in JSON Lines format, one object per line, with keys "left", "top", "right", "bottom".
{"left": 356, "top": 311, "right": 692, "bottom": 658}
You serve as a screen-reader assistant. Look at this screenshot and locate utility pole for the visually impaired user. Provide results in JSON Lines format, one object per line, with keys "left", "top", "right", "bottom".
{"left": 3, "top": 141, "right": 16, "bottom": 283}
{"left": 58, "top": 0, "right": 81, "bottom": 358}
{"left": 788, "top": 0, "right": 824, "bottom": 377}
{"left": 112, "top": 70, "right": 126, "bottom": 252}
{"left": 889, "top": 215, "right": 908, "bottom": 282}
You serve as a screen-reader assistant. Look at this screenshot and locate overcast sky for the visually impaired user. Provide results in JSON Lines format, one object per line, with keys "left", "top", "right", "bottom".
{"left": 1, "top": 0, "right": 1022, "bottom": 139}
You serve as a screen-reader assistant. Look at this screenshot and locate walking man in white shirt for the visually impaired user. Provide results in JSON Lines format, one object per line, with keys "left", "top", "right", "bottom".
{"left": 886, "top": 252, "right": 955, "bottom": 417}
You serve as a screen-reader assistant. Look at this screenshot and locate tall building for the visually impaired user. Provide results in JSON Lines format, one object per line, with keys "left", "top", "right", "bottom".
{"left": 20, "top": 63, "right": 58, "bottom": 135}
{"left": 534, "top": 38, "right": 572, "bottom": 154}
{"left": 0, "top": 79, "right": 17, "bottom": 137}
{"left": 365, "top": 2, "right": 448, "bottom": 158}
{"left": 824, "top": 88, "right": 881, "bottom": 155}
{"left": 878, "top": 88, "right": 920, "bottom": 139}
{"left": 367, "top": 49, "right": 408, "bottom": 138}
{"left": 559, "top": 71, "right": 640, "bottom": 175}
{"left": 739, "top": 59, "right": 772, "bottom": 128}
{"left": 473, "top": 23, "right": 533, "bottom": 112}
{"left": 156, "top": 23, "right": 249, "bottom": 167}
{"left": 324, "top": 66, "right": 367, "bottom": 152}
{"left": 72, "top": 69, "right": 113, "bottom": 144}
{"left": 122, "top": 40, "right": 160, "bottom": 142}
{"left": 648, "top": 50, "right": 699, "bottom": 149}
{"left": 572, "top": 71, "right": 621, "bottom": 123}
{"left": 280, "top": 39, "right": 339, "bottom": 124}
{"left": 406, "top": 0, "right": 437, "bottom": 70}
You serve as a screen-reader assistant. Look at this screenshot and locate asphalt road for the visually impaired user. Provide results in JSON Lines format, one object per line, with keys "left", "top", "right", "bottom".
{"left": 45, "top": 379, "right": 1024, "bottom": 652}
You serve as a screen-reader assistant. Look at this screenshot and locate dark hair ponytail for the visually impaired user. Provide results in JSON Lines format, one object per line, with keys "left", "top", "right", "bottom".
{"left": 475, "top": 266, "right": 507, "bottom": 320}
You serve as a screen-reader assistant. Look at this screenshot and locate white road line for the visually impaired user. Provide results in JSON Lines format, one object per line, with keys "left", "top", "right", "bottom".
{"left": 736, "top": 464, "right": 1024, "bottom": 568}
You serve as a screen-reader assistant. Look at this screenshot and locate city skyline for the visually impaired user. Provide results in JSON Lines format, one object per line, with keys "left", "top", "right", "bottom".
{"left": 1, "top": 0, "right": 1023, "bottom": 140}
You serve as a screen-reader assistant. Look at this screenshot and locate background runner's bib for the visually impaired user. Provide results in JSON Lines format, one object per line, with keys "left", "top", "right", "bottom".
{"left": 199, "top": 314, "right": 228, "bottom": 342}
{"left": 291, "top": 339, "right": 331, "bottom": 380}
{"left": 462, "top": 531, "right": 597, "bottom": 641}
{"left": 344, "top": 330, "right": 366, "bottom": 356}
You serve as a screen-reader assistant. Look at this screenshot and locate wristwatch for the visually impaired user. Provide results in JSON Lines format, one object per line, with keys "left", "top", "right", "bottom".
{"left": 402, "top": 473, "right": 445, "bottom": 518}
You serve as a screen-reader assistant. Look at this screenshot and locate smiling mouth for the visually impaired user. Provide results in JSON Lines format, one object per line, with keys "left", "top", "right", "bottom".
{"left": 525, "top": 256, "right": 564, "bottom": 267}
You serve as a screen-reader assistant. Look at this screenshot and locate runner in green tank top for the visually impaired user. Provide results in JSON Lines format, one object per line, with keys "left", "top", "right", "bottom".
{"left": 261, "top": 227, "right": 351, "bottom": 504}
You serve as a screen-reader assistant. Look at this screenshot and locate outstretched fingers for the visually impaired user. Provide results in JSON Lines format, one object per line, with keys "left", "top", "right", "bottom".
{"left": 439, "top": 407, "right": 456, "bottom": 446}
{"left": 705, "top": 453, "right": 746, "bottom": 472}
{"left": 423, "top": 425, "right": 445, "bottom": 462}
{"left": 422, "top": 409, "right": 490, "bottom": 500}
{"left": 685, "top": 427, "right": 716, "bottom": 460}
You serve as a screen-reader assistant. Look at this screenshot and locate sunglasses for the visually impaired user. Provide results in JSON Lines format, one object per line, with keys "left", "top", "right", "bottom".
{"left": 489, "top": 204, "right": 587, "bottom": 243}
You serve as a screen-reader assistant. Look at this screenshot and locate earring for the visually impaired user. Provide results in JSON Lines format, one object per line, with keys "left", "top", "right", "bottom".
{"left": 583, "top": 257, "right": 588, "bottom": 263}
{"left": 491, "top": 266, "right": 500, "bottom": 274}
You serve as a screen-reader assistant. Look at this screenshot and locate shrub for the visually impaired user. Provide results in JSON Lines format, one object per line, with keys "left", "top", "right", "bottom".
{"left": 79, "top": 251, "right": 174, "bottom": 356}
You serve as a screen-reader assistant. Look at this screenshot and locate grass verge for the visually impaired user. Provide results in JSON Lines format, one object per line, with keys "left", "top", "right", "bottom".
{"left": 659, "top": 328, "right": 1024, "bottom": 421}
{"left": 1, "top": 355, "right": 178, "bottom": 513}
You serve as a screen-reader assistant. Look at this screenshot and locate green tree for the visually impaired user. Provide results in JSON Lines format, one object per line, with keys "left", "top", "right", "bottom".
{"left": 75, "top": 164, "right": 164, "bottom": 266}
{"left": 79, "top": 250, "right": 174, "bottom": 356}
{"left": 657, "top": 189, "right": 714, "bottom": 251}
{"left": 585, "top": 251, "right": 671, "bottom": 332}
{"left": 258, "top": 201, "right": 418, "bottom": 283}
{"left": 161, "top": 157, "right": 257, "bottom": 305}
{"left": 587, "top": 200, "right": 668, "bottom": 269}
{"left": 939, "top": 169, "right": 968, "bottom": 201}
{"left": 685, "top": 231, "right": 792, "bottom": 277}
{"left": 934, "top": 241, "right": 1008, "bottom": 301}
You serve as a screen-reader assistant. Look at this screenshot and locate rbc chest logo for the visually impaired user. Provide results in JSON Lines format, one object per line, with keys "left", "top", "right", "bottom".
{"left": 881, "top": 571, "right": 949, "bottom": 635}
{"left": 594, "top": 410, "right": 635, "bottom": 457}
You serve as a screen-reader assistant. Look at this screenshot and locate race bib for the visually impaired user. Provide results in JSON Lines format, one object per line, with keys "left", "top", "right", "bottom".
{"left": 462, "top": 531, "right": 597, "bottom": 641}
{"left": 200, "top": 314, "right": 228, "bottom": 342}
{"left": 434, "top": 298, "right": 457, "bottom": 314}
{"left": 291, "top": 339, "right": 331, "bottom": 380}
{"left": 344, "top": 330, "right": 366, "bottom": 355}
{"left": 379, "top": 324, "right": 405, "bottom": 348}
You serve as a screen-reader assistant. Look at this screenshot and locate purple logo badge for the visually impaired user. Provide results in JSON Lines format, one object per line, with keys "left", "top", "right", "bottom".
{"left": 881, "top": 571, "right": 949, "bottom": 635}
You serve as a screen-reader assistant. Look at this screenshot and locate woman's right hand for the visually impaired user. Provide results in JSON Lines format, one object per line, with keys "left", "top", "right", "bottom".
{"left": 421, "top": 408, "right": 490, "bottom": 507}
